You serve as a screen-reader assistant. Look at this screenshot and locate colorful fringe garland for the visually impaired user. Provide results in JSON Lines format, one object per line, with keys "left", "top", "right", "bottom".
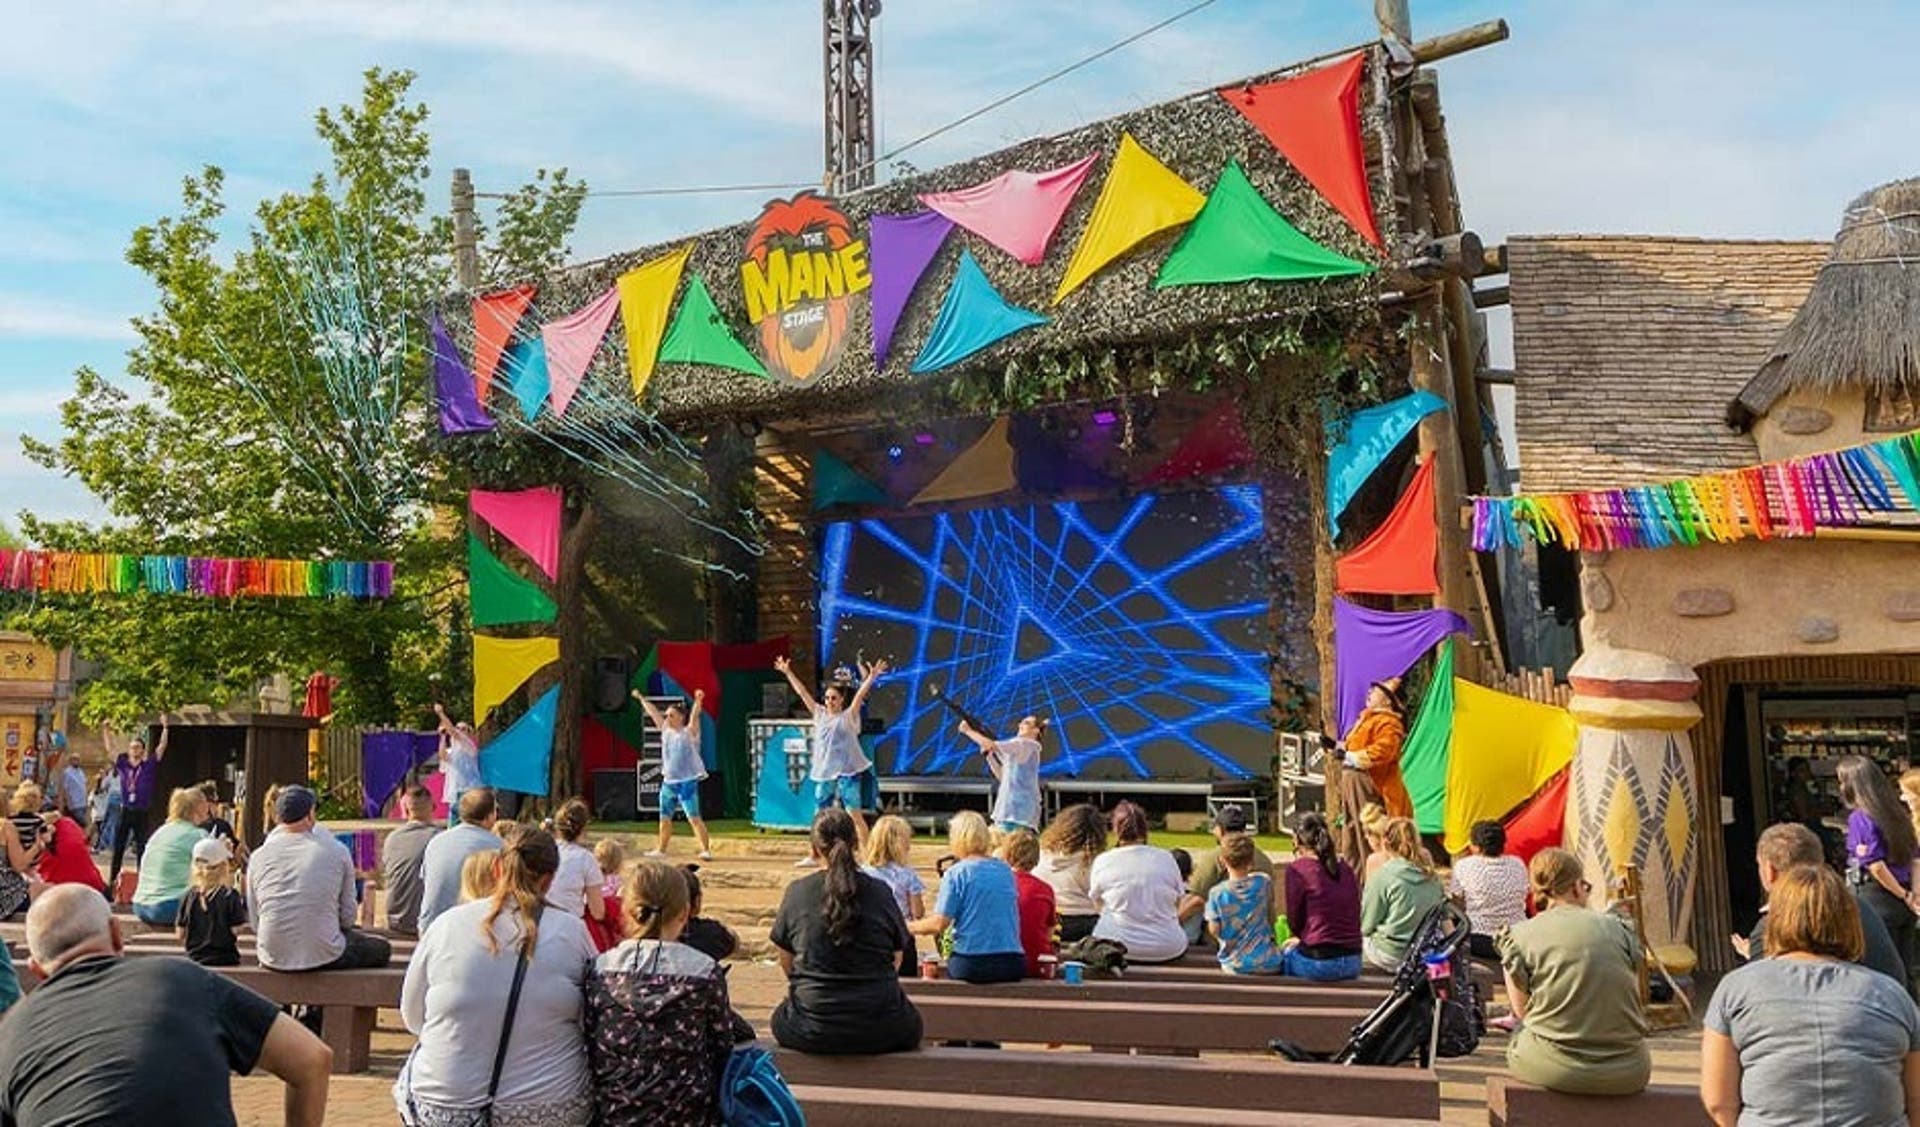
{"left": 1472, "top": 430, "right": 1920, "bottom": 552}
{"left": 0, "top": 550, "right": 393, "bottom": 599}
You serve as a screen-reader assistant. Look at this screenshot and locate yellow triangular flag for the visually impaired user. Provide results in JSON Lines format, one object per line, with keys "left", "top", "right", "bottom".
{"left": 473, "top": 634, "right": 561, "bottom": 725}
{"left": 910, "top": 417, "right": 1017, "bottom": 505}
{"left": 1441, "top": 678, "right": 1577, "bottom": 854}
{"left": 1053, "top": 133, "right": 1206, "bottom": 304}
{"left": 616, "top": 244, "right": 693, "bottom": 401}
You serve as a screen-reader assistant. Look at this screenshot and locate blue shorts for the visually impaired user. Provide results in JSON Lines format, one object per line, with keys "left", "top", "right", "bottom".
{"left": 660, "top": 779, "right": 702, "bottom": 821}
{"left": 814, "top": 775, "right": 862, "bottom": 811}
{"left": 994, "top": 820, "right": 1034, "bottom": 835}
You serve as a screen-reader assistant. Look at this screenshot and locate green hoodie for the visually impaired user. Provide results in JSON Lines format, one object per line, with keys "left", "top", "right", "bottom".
{"left": 1360, "top": 857, "right": 1445, "bottom": 965}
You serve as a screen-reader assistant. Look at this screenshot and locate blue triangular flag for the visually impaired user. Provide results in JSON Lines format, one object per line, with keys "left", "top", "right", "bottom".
{"left": 480, "top": 683, "right": 559, "bottom": 795}
{"left": 1325, "top": 390, "right": 1446, "bottom": 537}
{"left": 813, "top": 449, "right": 889, "bottom": 510}
{"left": 505, "top": 337, "right": 550, "bottom": 421}
{"left": 909, "top": 249, "right": 1047, "bottom": 374}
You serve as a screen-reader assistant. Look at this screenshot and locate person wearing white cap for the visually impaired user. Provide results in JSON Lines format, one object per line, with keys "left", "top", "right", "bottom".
{"left": 178, "top": 836, "right": 247, "bottom": 967}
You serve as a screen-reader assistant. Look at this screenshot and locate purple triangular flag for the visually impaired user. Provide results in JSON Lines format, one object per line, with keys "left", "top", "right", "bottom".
{"left": 432, "top": 311, "right": 495, "bottom": 435}
{"left": 870, "top": 210, "right": 955, "bottom": 366}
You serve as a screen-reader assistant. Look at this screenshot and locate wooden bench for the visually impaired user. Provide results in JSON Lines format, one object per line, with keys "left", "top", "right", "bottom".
{"left": 792, "top": 1087, "right": 1437, "bottom": 1126}
{"left": 1487, "top": 1077, "right": 1711, "bottom": 1127}
{"left": 15, "top": 958, "right": 402, "bottom": 1075}
{"left": 1126, "top": 963, "right": 1382, "bottom": 987}
{"left": 910, "top": 994, "right": 1367, "bottom": 1055}
{"left": 902, "top": 974, "right": 1379, "bottom": 1010}
{"left": 775, "top": 1046, "right": 1441, "bottom": 1120}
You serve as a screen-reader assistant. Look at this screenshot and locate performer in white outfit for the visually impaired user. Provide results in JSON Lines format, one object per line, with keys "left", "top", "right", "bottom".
{"left": 632, "top": 688, "right": 711, "bottom": 859}
{"left": 775, "top": 655, "right": 887, "bottom": 850}
{"left": 958, "top": 715, "right": 1047, "bottom": 833}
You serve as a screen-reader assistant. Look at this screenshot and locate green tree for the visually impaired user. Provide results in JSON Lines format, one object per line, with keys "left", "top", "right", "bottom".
{"left": 12, "top": 68, "right": 585, "bottom": 726}
{"left": 0, "top": 523, "right": 19, "bottom": 550}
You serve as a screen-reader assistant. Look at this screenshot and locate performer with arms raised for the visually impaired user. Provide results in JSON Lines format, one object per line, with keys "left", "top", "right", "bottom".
{"left": 775, "top": 655, "right": 887, "bottom": 850}
{"left": 956, "top": 715, "right": 1047, "bottom": 834}
{"left": 631, "top": 689, "right": 712, "bottom": 860}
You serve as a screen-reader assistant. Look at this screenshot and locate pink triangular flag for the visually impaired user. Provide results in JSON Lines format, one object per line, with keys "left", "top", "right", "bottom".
{"left": 540, "top": 286, "right": 619, "bottom": 417}
{"left": 918, "top": 153, "right": 1098, "bottom": 266}
{"left": 470, "top": 487, "right": 562, "bottom": 580}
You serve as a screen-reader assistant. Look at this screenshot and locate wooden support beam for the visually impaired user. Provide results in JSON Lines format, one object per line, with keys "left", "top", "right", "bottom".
{"left": 1476, "top": 368, "right": 1516, "bottom": 385}
{"left": 1481, "top": 243, "right": 1508, "bottom": 276}
{"left": 1411, "top": 19, "right": 1510, "bottom": 64}
{"left": 1473, "top": 285, "right": 1510, "bottom": 309}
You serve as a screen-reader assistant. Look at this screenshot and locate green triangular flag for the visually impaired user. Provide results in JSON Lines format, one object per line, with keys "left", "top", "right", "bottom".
{"left": 468, "top": 533, "right": 557, "bottom": 627}
{"left": 1400, "top": 639, "right": 1456, "bottom": 835}
{"left": 659, "top": 274, "right": 767, "bottom": 378}
{"left": 1154, "top": 161, "right": 1373, "bottom": 288}
{"left": 813, "top": 449, "right": 888, "bottom": 510}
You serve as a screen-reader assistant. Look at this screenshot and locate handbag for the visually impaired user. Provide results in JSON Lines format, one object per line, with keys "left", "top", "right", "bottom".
{"left": 403, "top": 906, "right": 541, "bottom": 1127}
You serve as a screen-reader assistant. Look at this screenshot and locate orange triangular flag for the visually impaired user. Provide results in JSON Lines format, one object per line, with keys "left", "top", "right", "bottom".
{"left": 1219, "top": 53, "right": 1382, "bottom": 248}
{"left": 1335, "top": 454, "right": 1438, "bottom": 594}
{"left": 471, "top": 286, "right": 537, "bottom": 402}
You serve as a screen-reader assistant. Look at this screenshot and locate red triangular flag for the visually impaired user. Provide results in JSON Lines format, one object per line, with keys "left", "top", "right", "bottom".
{"left": 1336, "top": 455, "right": 1438, "bottom": 595}
{"left": 1500, "top": 768, "right": 1569, "bottom": 866}
{"left": 472, "top": 285, "right": 537, "bottom": 403}
{"left": 1219, "top": 53, "right": 1382, "bottom": 248}
{"left": 1142, "top": 402, "right": 1254, "bottom": 485}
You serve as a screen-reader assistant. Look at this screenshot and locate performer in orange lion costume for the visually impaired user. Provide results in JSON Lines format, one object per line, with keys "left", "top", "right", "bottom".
{"left": 1341, "top": 677, "right": 1411, "bottom": 819}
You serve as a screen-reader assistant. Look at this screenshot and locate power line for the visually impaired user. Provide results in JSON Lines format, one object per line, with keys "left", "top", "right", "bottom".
{"left": 496, "top": 0, "right": 1223, "bottom": 202}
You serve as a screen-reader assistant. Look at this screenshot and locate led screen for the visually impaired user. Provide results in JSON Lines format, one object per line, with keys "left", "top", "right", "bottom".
{"left": 818, "top": 485, "right": 1269, "bottom": 781}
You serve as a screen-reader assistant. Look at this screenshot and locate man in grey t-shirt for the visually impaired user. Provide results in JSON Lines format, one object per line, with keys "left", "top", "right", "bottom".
{"left": 248, "top": 786, "right": 392, "bottom": 971}
{"left": 380, "top": 786, "right": 441, "bottom": 937}
{"left": 416, "top": 787, "right": 502, "bottom": 934}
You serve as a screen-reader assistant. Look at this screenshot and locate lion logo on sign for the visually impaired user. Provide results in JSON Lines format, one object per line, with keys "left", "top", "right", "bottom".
{"left": 740, "top": 192, "right": 871, "bottom": 384}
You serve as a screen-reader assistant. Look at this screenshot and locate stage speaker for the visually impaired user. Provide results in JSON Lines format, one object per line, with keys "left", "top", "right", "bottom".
{"left": 593, "top": 656, "right": 634, "bottom": 713}
{"left": 592, "top": 769, "right": 638, "bottom": 822}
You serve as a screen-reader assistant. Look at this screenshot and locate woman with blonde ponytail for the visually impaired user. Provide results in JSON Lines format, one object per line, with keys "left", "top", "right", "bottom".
{"left": 396, "top": 829, "right": 597, "bottom": 1126}
{"left": 1358, "top": 817, "right": 1445, "bottom": 970}
{"left": 586, "top": 860, "right": 747, "bottom": 1122}
{"left": 768, "top": 808, "right": 922, "bottom": 1054}
{"left": 1494, "top": 847, "right": 1649, "bottom": 1096}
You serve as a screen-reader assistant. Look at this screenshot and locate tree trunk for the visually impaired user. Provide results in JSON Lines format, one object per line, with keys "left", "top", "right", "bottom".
{"left": 550, "top": 494, "right": 598, "bottom": 807}
{"left": 701, "top": 427, "right": 759, "bottom": 645}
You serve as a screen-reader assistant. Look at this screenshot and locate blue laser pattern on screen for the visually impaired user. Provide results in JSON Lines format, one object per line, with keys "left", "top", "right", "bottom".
{"left": 819, "top": 485, "right": 1269, "bottom": 780}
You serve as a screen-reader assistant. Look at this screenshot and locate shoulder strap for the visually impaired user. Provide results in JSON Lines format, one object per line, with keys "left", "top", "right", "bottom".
{"left": 486, "top": 904, "right": 542, "bottom": 1105}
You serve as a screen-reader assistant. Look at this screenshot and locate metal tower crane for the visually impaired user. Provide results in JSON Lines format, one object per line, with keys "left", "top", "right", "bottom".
{"left": 823, "top": 0, "right": 880, "bottom": 192}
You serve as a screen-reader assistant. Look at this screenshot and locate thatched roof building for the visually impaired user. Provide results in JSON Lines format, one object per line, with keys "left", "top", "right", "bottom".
{"left": 1728, "top": 176, "right": 1920, "bottom": 430}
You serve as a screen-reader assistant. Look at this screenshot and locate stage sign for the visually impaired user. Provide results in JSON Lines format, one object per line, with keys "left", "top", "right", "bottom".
{"left": 818, "top": 485, "right": 1270, "bottom": 782}
{"left": 740, "top": 192, "right": 871, "bottom": 385}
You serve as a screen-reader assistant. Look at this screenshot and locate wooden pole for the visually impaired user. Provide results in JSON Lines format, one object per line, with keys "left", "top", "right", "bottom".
{"left": 451, "top": 168, "right": 480, "bottom": 291}
{"left": 1375, "top": 0, "right": 1413, "bottom": 43}
{"left": 1410, "top": 19, "right": 1509, "bottom": 64}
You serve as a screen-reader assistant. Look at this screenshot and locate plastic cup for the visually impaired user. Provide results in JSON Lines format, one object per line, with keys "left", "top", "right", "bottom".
{"left": 919, "top": 955, "right": 943, "bottom": 980}
{"left": 1061, "top": 960, "right": 1086, "bottom": 985}
{"left": 1037, "top": 955, "right": 1059, "bottom": 980}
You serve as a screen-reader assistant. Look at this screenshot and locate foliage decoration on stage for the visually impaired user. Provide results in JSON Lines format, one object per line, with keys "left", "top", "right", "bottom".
{"left": 820, "top": 485, "right": 1271, "bottom": 780}
{"left": 0, "top": 550, "right": 393, "bottom": 599}
{"left": 918, "top": 153, "right": 1098, "bottom": 267}
{"left": 1326, "top": 390, "right": 1446, "bottom": 537}
{"left": 910, "top": 250, "right": 1049, "bottom": 374}
{"left": 1221, "top": 53, "right": 1383, "bottom": 248}
{"left": 471, "top": 285, "right": 537, "bottom": 403}
{"left": 1470, "top": 428, "right": 1920, "bottom": 551}
{"left": 1336, "top": 454, "right": 1439, "bottom": 595}
{"left": 1154, "top": 160, "right": 1374, "bottom": 288}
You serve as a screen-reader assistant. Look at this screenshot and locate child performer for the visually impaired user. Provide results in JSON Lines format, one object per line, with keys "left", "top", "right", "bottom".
{"left": 775, "top": 655, "right": 887, "bottom": 848}
{"left": 632, "top": 688, "right": 713, "bottom": 860}
{"left": 957, "top": 714, "right": 1047, "bottom": 834}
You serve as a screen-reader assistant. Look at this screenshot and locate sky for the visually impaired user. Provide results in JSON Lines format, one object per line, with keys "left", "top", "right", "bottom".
{"left": 2, "top": 0, "right": 1916, "bottom": 531}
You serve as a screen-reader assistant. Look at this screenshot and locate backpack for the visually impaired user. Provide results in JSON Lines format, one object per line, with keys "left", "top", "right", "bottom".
{"left": 720, "top": 1044, "right": 807, "bottom": 1127}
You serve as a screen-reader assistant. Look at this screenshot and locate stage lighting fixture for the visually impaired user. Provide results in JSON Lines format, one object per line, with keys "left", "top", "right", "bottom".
{"left": 1091, "top": 410, "right": 1118, "bottom": 426}
{"left": 913, "top": 432, "right": 936, "bottom": 446}
{"left": 887, "top": 444, "right": 904, "bottom": 461}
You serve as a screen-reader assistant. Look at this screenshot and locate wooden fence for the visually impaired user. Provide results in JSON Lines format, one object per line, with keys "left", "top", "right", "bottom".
{"left": 1488, "top": 666, "right": 1572, "bottom": 707}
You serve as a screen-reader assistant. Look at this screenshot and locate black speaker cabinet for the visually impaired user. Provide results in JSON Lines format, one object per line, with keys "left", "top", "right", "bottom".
{"left": 592, "top": 768, "right": 637, "bottom": 822}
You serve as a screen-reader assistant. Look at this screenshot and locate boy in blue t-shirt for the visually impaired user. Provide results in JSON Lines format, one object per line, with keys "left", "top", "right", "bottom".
{"left": 1204, "top": 834, "right": 1284, "bottom": 975}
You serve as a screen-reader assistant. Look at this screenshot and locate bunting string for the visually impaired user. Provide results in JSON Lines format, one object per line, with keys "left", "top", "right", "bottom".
{"left": 0, "top": 550, "right": 393, "bottom": 599}
{"left": 1472, "top": 429, "right": 1920, "bottom": 552}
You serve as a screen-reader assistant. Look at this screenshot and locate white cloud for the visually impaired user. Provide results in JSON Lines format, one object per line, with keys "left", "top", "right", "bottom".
{"left": 0, "top": 298, "right": 135, "bottom": 342}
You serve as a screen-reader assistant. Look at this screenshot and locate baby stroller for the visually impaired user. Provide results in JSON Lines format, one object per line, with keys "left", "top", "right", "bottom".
{"left": 1270, "top": 901, "right": 1483, "bottom": 1067}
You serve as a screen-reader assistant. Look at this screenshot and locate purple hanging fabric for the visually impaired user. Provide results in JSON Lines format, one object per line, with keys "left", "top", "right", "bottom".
{"left": 360, "top": 731, "right": 442, "bottom": 818}
{"left": 1333, "top": 596, "right": 1471, "bottom": 737}
{"left": 869, "top": 211, "right": 955, "bottom": 366}
{"left": 431, "top": 311, "right": 495, "bottom": 435}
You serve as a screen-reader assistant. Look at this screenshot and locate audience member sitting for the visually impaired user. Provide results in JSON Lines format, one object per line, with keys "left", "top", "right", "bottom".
{"left": 862, "top": 813, "right": 927, "bottom": 923}
{"left": 131, "top": 786, "right": 208, "bottom": 926}
{"left": 909, "top": 810, "right": 1025, "bottom": 983}
{"left": 1207, "top": 833, "right": 1284, "bottom": 975}
{"left": 587, "top": 858, "right": 749, "bottom": 1122}
{"left": 1088, "top": 801, "right": 1188, "bottom": 964}
{"left": 1448, "top": 819, "right": 1529, "bottom": 960}
{"left": 1497, "top": 847, "right": 1650, "bottom": 1096}
{"left": 419, "top": 787, "right": 504, "bottom": 933}
{"left": 0, "top": 885, "right": 332, "bottom": 1125}
{"left": 548, "top": 798, "right": 607, "bottom": 927}
{"left": 397, "top": 829, "right": 595, "bottom": 1127}
{"left": 380, "top": 785, "right": 440, "bottom": 938}
{"left": 15, "top": 782, "right": 101, "bottom": 894}
{"left": 460, "top": 849, "right": 499, "bottom": 904}
{"left": 177, "top": 837, "right": 246, "bottom": 967}
{"left": 1702, "top": 863, "right": 1920, "bottom": 1126}
{"left": 1281, "top": 813, "right": 1364, "bottom": 981}
{"left": 1360, "top": 817, "right": 1445, "bottom": 970}
{"left": 1179, "top": 805, "right": 1273, "bottom": 945}
{"left": 679, "top": 865, "right": 740, "bottom": 963}
{"left": 769, "top": 808, "right": 922, "bottom": 1054}
{"left": 1736, "top": 822, "right": 1906, "bottom": 983}
{"left": 586, "top": 839, "right": 627, "bottom": 954}
{"left": 248, "top": 785, "right": 392, "bottom": 971}
{"left": 1036, "top": 803, "right": 1106, "bottom": 943}
{"left": 997, "top": 828, "right": 1057, "bottom": 978}
{"left": 1360, "top": 803, "right": 1393, "bottom": 883}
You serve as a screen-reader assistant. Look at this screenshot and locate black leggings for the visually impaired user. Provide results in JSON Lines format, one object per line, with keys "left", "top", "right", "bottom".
{"left": 110, "top": 807, "right": 150, "bottom": 888}
{"left": 1859, "top": 884, "right": 1915, "bottom": 986}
